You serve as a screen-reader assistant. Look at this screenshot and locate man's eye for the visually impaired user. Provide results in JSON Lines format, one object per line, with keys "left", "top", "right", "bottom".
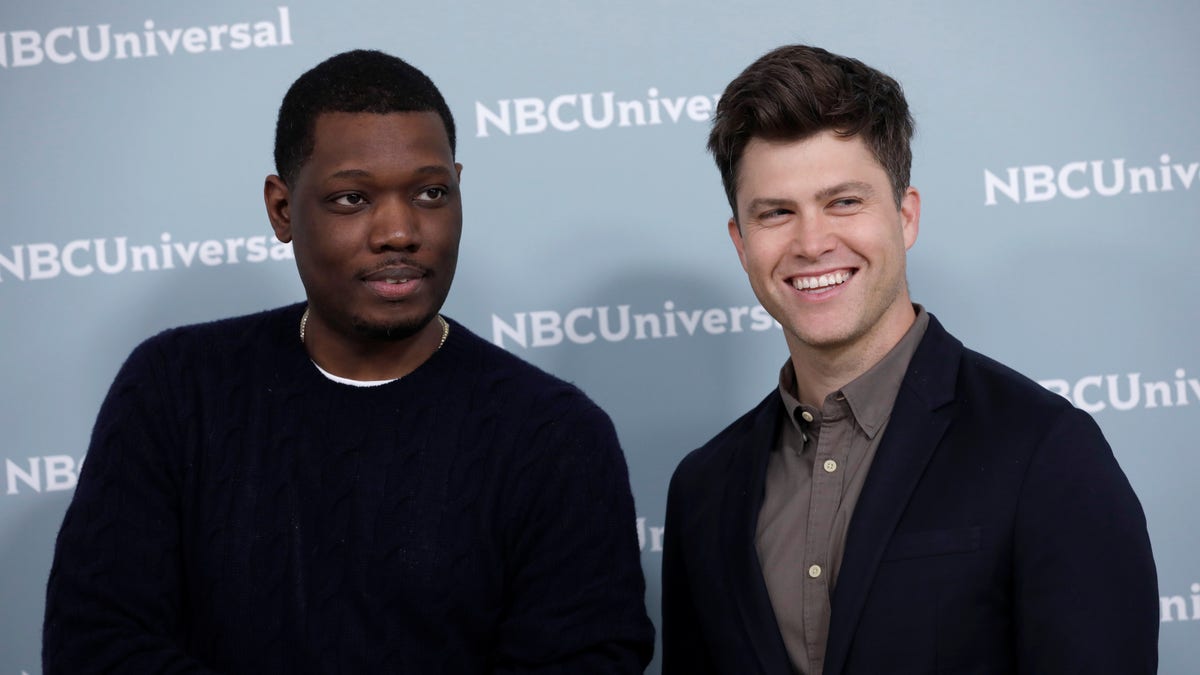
{"left": 333, "top": 193, "right": 366, "bottom": 206}
{"left": 416, "top": 187, "right": 448, "bottom": 202}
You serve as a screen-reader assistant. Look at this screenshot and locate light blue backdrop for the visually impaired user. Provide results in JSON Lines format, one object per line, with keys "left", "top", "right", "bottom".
{"left": 3, "top": 1, "right": 1198, "bottom": 673}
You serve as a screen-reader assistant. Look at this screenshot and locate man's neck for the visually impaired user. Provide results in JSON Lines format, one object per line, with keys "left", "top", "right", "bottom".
{"left": 786, "top": 304, "right": 917, "bottom": 408}
{"left": 303, "top": 313, "right": 447, "bottom": 381}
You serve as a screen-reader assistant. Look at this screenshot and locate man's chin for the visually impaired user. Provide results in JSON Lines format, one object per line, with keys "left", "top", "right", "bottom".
{"left": 350, "top": 315, "right": 433, "bottom": 342}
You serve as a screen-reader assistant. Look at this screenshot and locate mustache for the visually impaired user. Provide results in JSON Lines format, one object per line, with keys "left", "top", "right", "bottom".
{"left": 355, "top": 257, "right": 432, "bottom": 279}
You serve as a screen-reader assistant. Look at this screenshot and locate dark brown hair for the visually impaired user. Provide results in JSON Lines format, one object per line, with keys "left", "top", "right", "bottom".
{"left": 708, "top": 45, "right": 913, "bottom": 216}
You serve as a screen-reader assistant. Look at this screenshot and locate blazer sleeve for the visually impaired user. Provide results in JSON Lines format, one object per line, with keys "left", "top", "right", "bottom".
{"left": 1013, "top": 406, "right": 1158, "bottom": 674}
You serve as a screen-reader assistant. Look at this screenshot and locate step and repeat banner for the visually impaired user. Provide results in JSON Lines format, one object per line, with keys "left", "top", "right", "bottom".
{"left": 2, "top": 1, "right": 1198, "bottom": 672}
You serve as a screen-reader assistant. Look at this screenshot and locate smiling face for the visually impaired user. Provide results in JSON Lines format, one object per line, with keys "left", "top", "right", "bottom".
{"left": 729, "top": 129, "right": 920, "bottom": 366}
{"left": 266, "top": 111, "right": 462, "bottom": 347}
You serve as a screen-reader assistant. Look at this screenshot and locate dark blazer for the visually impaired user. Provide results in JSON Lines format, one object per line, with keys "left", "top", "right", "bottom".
{"left": 662, "top": 315, "right": 1158, "bottom": 675}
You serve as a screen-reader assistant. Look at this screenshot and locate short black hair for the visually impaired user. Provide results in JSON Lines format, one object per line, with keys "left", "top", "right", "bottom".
{"left": 273, "top": 49, "right": 457, "bottom": 185}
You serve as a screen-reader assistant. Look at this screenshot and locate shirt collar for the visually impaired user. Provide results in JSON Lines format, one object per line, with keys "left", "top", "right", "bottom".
{"left": 777, "top": 305, "right": 930, "bottom": 439}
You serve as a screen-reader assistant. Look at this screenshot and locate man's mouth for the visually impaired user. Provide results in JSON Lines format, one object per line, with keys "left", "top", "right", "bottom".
{"left": 361, "top": 265, "right": 428, "bottom": 298}
{"left": 362, "top": 266, "right": 426, "bottom": 284}
{"left": 791, "top": 269, "right": 852, "bottom": 292}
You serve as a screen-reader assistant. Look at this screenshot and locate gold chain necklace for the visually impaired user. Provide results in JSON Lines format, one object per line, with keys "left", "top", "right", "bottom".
{"left": 299, "top": 307, "right": 449, "bottom": 350}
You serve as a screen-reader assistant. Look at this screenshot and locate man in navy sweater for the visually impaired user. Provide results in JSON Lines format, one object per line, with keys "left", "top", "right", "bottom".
{"left": 44, "top": 50, "right": 654, "bottom": 673}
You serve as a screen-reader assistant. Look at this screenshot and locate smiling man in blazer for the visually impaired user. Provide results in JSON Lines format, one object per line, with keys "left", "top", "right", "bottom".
{"left": 662, "top": 44, "right": 1158, "bottom": 675}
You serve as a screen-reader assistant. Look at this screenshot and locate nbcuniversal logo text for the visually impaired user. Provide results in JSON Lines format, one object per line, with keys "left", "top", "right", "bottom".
{"left": 0, "top": 231, "right": 293, "bottom": 283}
{"left": 984, "top": 153, "right": 1199, "bottom": 205}
{"left": 0, "top": 6, "right": 292, "bottom": 69}
{"left": 1161, "top": 582, "right": 1200, "bottom": 624}
{"left": 4, "top": 455, "right": 84, "bottom": 496}
{"left": 492, "top": 300, "right": 779, "bottom": 349}
{"left": 1039, "top": 368, "right": 1200, "bottom": 414}
{"left": 475, "top": 88, "right": 721, "bottom": 137}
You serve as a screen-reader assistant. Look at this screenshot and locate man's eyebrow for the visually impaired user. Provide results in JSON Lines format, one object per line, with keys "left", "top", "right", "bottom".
{"left": 412, "top": 165, "right": 455, "bottom": 178}
{"left": 330, "top": 169, "right": 371, "bottom": 179}
{"left": 744, "top": 197, "right": 796, "bottom": 213}
{"left": 815, "top": 180, "right": 876, "bottom": 201}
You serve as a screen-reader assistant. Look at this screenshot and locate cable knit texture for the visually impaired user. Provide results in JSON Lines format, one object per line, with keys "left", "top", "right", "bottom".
{"left": 44, "top": 303, "right": 654, "bottom": 674}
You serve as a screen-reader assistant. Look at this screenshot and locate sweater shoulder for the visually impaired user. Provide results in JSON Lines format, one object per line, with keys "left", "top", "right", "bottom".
{"left": 447, "top": 319, "right": 604, "bottom": 411}
{"left": 125, "top": 304, "right": 299, "bottom": 372}
{"left": 97, "top": 306, "right": 302, "bottom": 414}
{"left": 141, "top": 304, "right": 298, "bottom": 353}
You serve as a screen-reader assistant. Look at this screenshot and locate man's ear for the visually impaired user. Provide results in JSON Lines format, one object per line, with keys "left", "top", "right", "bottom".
{"left": 727, "top": 216, "right": 749, "bottom": 273}
{"left": 264, "top": 175, "right": 293, "bottom": 243}
{"left": 900, "top": 186, "right": 920, "bottom": 250}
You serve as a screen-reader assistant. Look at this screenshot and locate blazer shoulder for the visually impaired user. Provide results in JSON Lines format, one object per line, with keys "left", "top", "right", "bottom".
{"left": 910, "top": 314, "right": 1069, "bottom": 416}
{"left": 906, "top": 316, "right": 1094, "bottom": 456}
{"left": 955, "top": 346, "right": 1078, "bottom": 421}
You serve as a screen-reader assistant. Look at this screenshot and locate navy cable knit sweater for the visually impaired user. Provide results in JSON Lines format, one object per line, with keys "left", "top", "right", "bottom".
{"left": 44, "top": 303, "right": 654, "bottom": 673}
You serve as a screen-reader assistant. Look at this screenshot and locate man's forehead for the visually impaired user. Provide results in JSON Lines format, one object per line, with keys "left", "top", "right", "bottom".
{"left": 742, "top": 131, "right": 872, "bottom": 161}
{"left": 739, "top": 134, "right": 884, "bottom": 186}
{"left": 310, "top": 110, "right": 450, "bottom": 145}
{"left": 307, "top": 112, "right": 452, "bottom": 160}
{"left": 293, "top": 111, "right": 456, "bottom": 187}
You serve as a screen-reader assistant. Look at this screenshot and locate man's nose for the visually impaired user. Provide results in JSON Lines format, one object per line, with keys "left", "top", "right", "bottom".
{"left": 368, "top": 196, "right": 420, "bottom": 252}
{"left": 790, "top": 215, "right": 836, "bottom": 259}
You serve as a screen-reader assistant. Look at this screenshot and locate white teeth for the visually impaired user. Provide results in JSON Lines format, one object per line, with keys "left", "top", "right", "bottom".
{"left": 792, "top": 270, "right": 850, "bottom": 291}
{"left": 385, "top": 278, "right": 402, "bottom": 284}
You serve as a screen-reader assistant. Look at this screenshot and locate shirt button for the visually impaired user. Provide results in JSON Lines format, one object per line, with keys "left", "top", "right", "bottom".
{"left": 808, "top": 564, "right": 822, "bottom": 579}
{"left": 823, "top": 459, "right": 838, "bottom": 473}
{"left": 801, "top": 411, "right": 814, "bottom": 423}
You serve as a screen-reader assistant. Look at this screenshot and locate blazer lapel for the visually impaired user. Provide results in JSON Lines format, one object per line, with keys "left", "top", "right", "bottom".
{"left": 823, "top": 316, "right": 963, "bottom": 675}
{"left": 720, "top": 393, "right": 794, "bottom": 674}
